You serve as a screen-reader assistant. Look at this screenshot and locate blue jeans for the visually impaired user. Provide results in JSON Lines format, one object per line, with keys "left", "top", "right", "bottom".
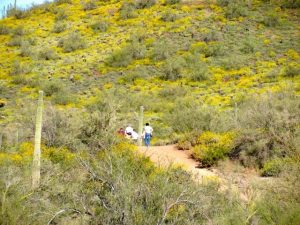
{"left": 144, "top": 133, "right": 151, "bottom": 147}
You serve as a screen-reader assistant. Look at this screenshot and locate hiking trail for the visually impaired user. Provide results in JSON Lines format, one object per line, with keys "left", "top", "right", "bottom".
{"left": 138, "top": 145, "right": 273, "bottom": 201}
{"left": 138, "top": 145, "right": 217, "bottom": 180}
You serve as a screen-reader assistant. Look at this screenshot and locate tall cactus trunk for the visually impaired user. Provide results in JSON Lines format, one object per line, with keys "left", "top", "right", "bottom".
{"left": 32, "top": 91, "right": 44, "bottom": 189}
{"left": 14, "top": 0, "right": 17, "bottom": 10}
{"left": 0, "top": 133, "right": 2, "bottom": 149}
{"left": 138, "top": 106, "right": 144, "bottom": 146}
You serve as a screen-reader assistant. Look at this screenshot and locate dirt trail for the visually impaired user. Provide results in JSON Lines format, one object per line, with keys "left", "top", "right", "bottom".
{"left": 138, "top": 145, "right": 217, "bottom": 180}
{"left": 138, "top": 145, "right": 272, "bottom": 201}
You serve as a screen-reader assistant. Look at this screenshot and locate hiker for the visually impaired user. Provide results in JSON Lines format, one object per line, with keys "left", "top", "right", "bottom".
{"left": 143, "top": 123, "right": 153, "bottom": 147}
{"left": 125, "top": 124, "right": 133, "bottom": 139}
{"left": 131, "top": 130, "right": 139, "bottom": 141}
{"left": 117, "top": 128, "right": 125, "bottom": 136}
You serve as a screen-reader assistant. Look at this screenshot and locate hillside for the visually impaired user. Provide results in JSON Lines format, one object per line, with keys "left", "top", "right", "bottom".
{"left": 0, "top": 0, "right": 300, "bottom": 224}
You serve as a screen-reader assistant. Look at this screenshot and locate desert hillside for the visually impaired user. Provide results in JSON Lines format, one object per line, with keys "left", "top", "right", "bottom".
{"left": 0, "top": 0, "right": 299, "bottom": 224}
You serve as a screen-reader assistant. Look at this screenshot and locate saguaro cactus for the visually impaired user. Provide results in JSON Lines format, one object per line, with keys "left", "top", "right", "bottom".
{"left": 138, "top": 106, "right": 144, "bottom": 146}
{"left": 32, "top": 91, "right": 44, "bottom": 189}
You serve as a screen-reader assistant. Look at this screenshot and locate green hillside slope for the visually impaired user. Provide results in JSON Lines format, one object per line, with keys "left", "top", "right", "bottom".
{"left": 0, "top": 1, "right": 300, "bottom": 224}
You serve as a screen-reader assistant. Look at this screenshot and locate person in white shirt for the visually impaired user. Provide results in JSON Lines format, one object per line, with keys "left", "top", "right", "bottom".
{"left": 125, "top": 124, "right": 133, "bottom": 139}
{"left": 143, "top": 123, "right": 153, "bottom": 147}
{"left": 131, "top": 130, "right": 139, "bottom": 140}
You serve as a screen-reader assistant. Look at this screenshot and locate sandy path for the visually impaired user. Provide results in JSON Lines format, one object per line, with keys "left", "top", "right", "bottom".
{"left": 137, "top": 145, "right": 273, "bottom": 202}
{"left": 138, "top": 145, "right": 217, "bottom": 180}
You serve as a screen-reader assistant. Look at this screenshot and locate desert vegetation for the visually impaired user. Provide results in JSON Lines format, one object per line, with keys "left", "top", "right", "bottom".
{"left": 0, "top": 0, "right": 299, "bottom": 224}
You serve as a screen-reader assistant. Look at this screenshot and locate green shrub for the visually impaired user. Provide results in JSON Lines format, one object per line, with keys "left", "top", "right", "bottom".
{"left": 42, "top": 79, "right": 63, "bottom": 97}
{"left": 7, "top": 36, "right": 23, "bottom": 47}
{"left": 83, "top": 1, "right": 97, "bottom": 11}
{"left": 177, "top": 140, "right": 192, "bottom": 150}
{"left": 263, "top": 11, "right": 280, "bottom": 27}
{"left": 58, "top": 32, "right": 86, "bottom": 52}
{"left": 12, "top": 25, "right": 25, "bottom": 36}
{"left": 184, "top": 53, "right": 211, "bottom": 81}
{"left": 164, "top": 0, "right": 181, "bottom": 5}
{"left": 216, "top": 0, "right": 230, "bottom": 6}
{"left": 106, "top": 46, "right": 134, "bottom": 67}
{"left": 160, "top": 10, "right": 179, "bottom": 22}
{"left": 55, "top": 0, "right": 72, "bottom": 5}
{"left": 119, "top": 1, "right": 136, "bottom": 19}
{"left": 202, "top": 30, "right": 222, "bottom": 42}
{"left": 160, "top": 56, "right": 185, "bottom": 80}
{"left": 52, "top": 22, "right": 67, "bottom": 33}
{"left": 158, "top": 86, "right": 187, "bottom": 99}
{"left": 52, "top": 92, "right": 73, "bottom": 105}
{"left": 231, "top": 93, "right": 300, "bottom": 168}
{"left": 135, "top": 0, "right": 156, "bottom": 9}
{"left": 166, "top": 103, "right": 219, "bottom": 133}
{"left": 151, "top": 39, "right": 176, "bottom": 61}
{"left": 225, "top": 2, "right": 248, "bottom": 19}
{"left": 78, "top": 100, "right": 120, "bottom": 151}
{"left": 189, "top": 63, "right": 211, "bottom": 81}
{"left": 0, "top": 24, "right": 10, "bottom": 35}
{"left": 193, "top": 131, "right": 235, "bottom": 167}
{"left": 280, "top": 0, "right": 300, "bottom": 8}
{"left": 106, "top": 39, "right": 146, "bottom": 67}
{"left": 37, "top": 48, "right": 58, "bottom": 60}
{"left": 91, "top": 21, "right": 109, "bottom": 32}
{"left": 7, "top": 8, "right": 29, "bottom": 19}
{"left": 54, "top": 9, "right": 68, "bottom": 21}
{"left": 240, "top": 37, "right": 257, "bottom": 54}
{"left": 261, "top": 158, "right": 285, "bottom": 176}
{"left": 10, "top": 60, "right": 32, "bottom": 75}
{"left": 20, "top": 41, "right": 33, "bottom": 57}
{"left": 283, "top": 63, "right": 300, "bottom": 77}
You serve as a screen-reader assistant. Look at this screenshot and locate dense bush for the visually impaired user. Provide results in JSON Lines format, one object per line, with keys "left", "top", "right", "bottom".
{"left": 55, "top": 0, "right": 72, "bottom": 5}
{"left": 164, "top": 0, "right": 181, "bottom": 5}
{"left": 91, "top": 21, "right": 109, "bottom": 32}
{"left": 261, "top": 158, "right": 286, "bottom": 176}
{"left": 184, "top": 53, "right": 211, "bottom": 81}
{"left": 160, "top": 11, "right": 179, "bottom": 22}
{"left": 151, "top": 39, "right": 176, "bottom": 61}
{"left": 230, "top": 93, "right": 300, "bottom": 168}
{"left": 166, "top": 103, "right": 220, "bottom": 133}
{"left": 280, "top": 0, "right": 300, "bottom": 8}
{"left": 225, "top": 2, "right": 248, "bottom": 19}
{"left": 7, "top": 36, "right": 23, "bottom": 47}
{"left": 19, "top": 41, "right": 33, "bottom": 57}
{"left": 42, "top": 79, "right": 64, "bottom": 97}
{"left": 263, "top": 11, "right": 280, "bottom": 27}
{"left": 54, "top": 9, "right": 68, "bottom": 21}
{"left": 217, "top": 0, "right": 249, "bottom": 19}
{"left": 52, "top": 22, "right": 67, "bottom": 33}
{"left": 6, "top": 8, "right": 29, "bottom": 19}
{"left": 3, "top": 136, "right": 269, "bottom": 225}
{"left": 37, "top": 48, "right": 58, "bottom": 60}
{"left": 78, "top": 98, "right": 121, "bottom": 151}
{"left": 10, "top": 60, "right": 32, "bottom": 75}
{"left": 119, "top": 1, "right": 136, "bottom": 19}
{"left": 106, "top": 39, "right": 146, "bottom": 67}
{"left": 283, "top": 63, "right": 300, "bottom": 77}
{"left": 135, "top": 0, "right": 156, "bottom": 9}
{"left": 12, "top": 25, "right": 25, "bottom": 36}
{"left": 160, "top": 56, "right": 185, "bottom": 80}
{"left": 0, "top": 24, "right": 10, "bottom": 35}
{"left": 83, "top": 1, "right": 97, "bottom": 11}
{"left": 58, "top": 32, "right": 86, "bottom": 52}
{"left": 193, "top": 131, "right": 235, "bottom": 167}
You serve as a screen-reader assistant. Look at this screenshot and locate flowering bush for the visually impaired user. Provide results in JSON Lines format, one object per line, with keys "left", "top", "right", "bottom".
{"left": 192, "top": 131, "right": 235, "bottom": 166}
